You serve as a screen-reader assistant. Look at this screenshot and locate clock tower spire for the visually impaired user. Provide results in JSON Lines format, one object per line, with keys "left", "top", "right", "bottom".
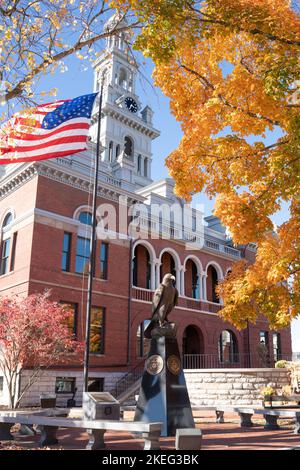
{"left": 91, "top": 13, "right": 160, "bottom": 189}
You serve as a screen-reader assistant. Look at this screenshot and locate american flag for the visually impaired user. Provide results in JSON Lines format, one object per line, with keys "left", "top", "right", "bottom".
{"left": 0, "top": 93, "right": 98, "bottom": 164}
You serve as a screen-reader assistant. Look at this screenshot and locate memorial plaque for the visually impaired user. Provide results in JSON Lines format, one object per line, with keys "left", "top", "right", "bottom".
{"left": 83, "top": 392, "right": 120, "bottom": 421}
{"left": 167, "top": 355, "right": 181, "bottom": 375}
{"left": 146, "top": 355, "right": 164, "bottom": 375}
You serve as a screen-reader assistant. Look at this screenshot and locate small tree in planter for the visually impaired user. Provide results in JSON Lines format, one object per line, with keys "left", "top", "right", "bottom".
{"left": 0, "top": 292, "right": 83, "bottom": 409}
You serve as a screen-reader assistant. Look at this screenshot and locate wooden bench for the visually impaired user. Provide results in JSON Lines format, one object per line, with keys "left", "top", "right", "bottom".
{"left": 0, "top": 413, "right": 162, "bottom": 450}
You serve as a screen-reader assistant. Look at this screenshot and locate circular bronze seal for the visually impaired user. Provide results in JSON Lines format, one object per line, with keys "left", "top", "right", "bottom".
{"left": 167, "top": 355, "right": 181, "bottom": 375}
{"left": 145, "top": 355, "right": 164, "bottom": 376}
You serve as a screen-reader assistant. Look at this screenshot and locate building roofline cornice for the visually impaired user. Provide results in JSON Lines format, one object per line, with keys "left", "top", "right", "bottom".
{"left": 98, "top": 104, "right": 160, "bottom": 140}
{"left": 0, "top": 164, "right": 38, "bottom": 200}
{"left": 34, "top": 161, "right": 145, "bottom": 205}
{"left": 0, "top": 161, "right": 145, "bottom": 205}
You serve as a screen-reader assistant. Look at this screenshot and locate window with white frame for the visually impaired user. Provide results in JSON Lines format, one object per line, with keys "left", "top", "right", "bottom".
{"left": 0, "top": 212, "right": 16, "bottom": 276}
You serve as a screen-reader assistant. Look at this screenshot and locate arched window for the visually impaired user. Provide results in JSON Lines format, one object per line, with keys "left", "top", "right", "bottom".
{"left": 119, "top": 33, "right": 125, "bottom": 50}
{"left": 124, "top": 136, "right": 133, "bottom": 158}
{"left": 3, "top": 213, "right": 13, "bottom": 227}
{"left": 79, "top": 212, "right": 92, "bottom": 226}
{"left": 207, "top": 265, "right": 219, "bottom": 303}
{"left": 218, "top": 330, "right": 238, "bottom": 364}
{"left": 137, "top": 155, "right": 142, "bottom": 175}
{"left": 184, "top": 259, "right": 200, "bottom": 299}
{"left": 108, "top": 141, "right": 113, "bottom": 163}
{"left": 144, "top": 158, "right": 148, "bottom": 177}
{"left": 118, "top": 68, "right": 127, "bottom": 89}
{"left": 132, "top": 245, "right": 151, "bottom": 289}
{"left": 136, "top": 320, "right": 151, "bottom": 357}
{"left": 98, "top": 69, "right": 108, "bottom": 91}
{"left": 182, "top": 325, "right": 204, "bottom": 356}
{"left": 132, "top": 254, "right": 138, "bottom": 287}
{"left": 115, "top": 144, "right": 120, "bottom": 160}
{"left": 160, "top": 252, "right": 176, "bottom": 281}
{"left": 192, "top": 262, "right": 200, "bottom": 299}
{"left": 0, "top": 212, "right": 16, "bottom": 276}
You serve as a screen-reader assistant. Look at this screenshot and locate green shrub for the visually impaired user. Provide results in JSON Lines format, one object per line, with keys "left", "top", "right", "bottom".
{"left": 275, "top": 360, "right": 288, "bottom": 368}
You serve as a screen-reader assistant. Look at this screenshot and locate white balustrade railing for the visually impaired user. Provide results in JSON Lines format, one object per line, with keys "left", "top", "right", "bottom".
{"left": 132, "top": 287, "right": 222, "bottom": 314}
{"left": 132, "top": 216, "right": 241, "bottom": 258}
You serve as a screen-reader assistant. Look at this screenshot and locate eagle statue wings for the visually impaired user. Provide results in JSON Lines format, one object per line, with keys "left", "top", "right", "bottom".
{"left": 143, "top": 273, "right": 178, "bottom": 339}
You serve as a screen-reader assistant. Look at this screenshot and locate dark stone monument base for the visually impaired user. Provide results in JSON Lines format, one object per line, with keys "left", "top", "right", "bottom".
{"left": 134, "top": 330, "right": 194, "bottom": 437}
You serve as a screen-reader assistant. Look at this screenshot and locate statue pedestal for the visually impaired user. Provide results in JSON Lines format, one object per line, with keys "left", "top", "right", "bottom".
{"left": 134, "top": 330, "right": 195, "bottom": 436}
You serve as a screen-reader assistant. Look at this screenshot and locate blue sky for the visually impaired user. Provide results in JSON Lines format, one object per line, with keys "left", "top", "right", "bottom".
{"left": 33, "top": 48, "right": 299, "bottom": 352}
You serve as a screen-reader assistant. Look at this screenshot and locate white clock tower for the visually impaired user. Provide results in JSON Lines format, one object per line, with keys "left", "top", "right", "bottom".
{"left": 91, "top": 14, "right": 160, "bottom": 189}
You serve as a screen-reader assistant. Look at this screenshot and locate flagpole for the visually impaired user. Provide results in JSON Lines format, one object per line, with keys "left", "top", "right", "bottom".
{"left": 83, "top": 82, "right": 104, "bottom": 392}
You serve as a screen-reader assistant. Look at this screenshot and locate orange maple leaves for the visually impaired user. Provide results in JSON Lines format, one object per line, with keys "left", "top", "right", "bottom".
{"left": 116, "top": 0, "right": 300, "bottom": 327}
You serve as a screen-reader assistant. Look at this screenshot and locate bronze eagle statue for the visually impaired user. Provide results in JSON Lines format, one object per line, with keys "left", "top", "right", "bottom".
{"left": 144, "top": 273, "right": 178, "bottom": 339}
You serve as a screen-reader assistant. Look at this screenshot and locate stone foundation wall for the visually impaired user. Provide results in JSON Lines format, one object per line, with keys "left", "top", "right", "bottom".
{"left": 0, "top": 370, "right": 125, "bottom": 408}
{"left": 184, "top": 368, "right": 290, "bottom": 406}
{"left": 0, "top": 368, "right": 291, "bottom": 408}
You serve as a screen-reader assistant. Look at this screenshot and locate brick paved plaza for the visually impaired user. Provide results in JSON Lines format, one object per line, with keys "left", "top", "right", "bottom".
{"left": 0, "top": 411, "right": 299, "bottom": 451}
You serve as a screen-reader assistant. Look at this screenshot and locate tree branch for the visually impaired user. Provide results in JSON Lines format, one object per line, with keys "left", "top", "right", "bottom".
{"left": 180, "top": 63, "right": 281, "bottom": 126}
{"left": 186, "top": 4, "right": 300, "bottom": 46}
{"left": 5, "top": 20, "right": 141, "bottom": 102}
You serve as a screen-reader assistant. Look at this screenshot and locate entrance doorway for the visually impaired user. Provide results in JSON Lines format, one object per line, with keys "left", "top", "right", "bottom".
{"left": 182, "top": 325, "right": 204, "bottom": 355}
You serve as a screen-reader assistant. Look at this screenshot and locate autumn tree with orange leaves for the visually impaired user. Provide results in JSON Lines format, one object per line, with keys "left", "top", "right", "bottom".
{"left": 114, "top": 0, "right": 300, "bottom": 329}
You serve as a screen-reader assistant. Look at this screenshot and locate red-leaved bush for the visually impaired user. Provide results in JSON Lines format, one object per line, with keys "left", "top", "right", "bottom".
{"left": 0, "top": 291, "right": 83, "bottom": 408}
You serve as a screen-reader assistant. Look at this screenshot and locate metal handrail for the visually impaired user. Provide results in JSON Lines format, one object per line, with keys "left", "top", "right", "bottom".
{"left": 110, "top": 359, "right": 145, "bottom": 399}
{"left": 183, "top": 353, "right": 300, "bottom": 369}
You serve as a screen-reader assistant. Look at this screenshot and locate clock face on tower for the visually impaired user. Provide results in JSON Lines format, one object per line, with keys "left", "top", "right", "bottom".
{"left": 124, "top": 96, "right": 138, "bottom": 113}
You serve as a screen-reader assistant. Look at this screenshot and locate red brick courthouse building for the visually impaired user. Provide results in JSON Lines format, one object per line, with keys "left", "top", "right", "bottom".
{"left": 0, "top": 16, "right": 292, "bottom": 406}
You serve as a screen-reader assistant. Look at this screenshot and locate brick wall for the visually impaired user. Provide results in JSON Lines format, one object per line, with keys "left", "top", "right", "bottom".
{"left": 0, "top": 172, "right": 293, "bottom": 379}
{"left": 0, "top": 176, "right": 38, "bottom": 297}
